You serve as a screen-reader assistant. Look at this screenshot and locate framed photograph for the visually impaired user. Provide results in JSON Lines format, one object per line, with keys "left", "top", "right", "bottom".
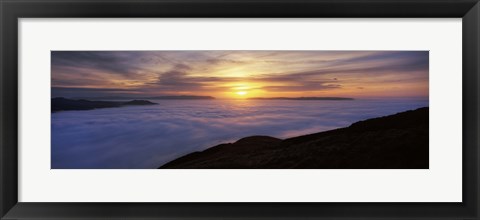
{"left": 1, "top": 0, "right": 478, "bottom": 219}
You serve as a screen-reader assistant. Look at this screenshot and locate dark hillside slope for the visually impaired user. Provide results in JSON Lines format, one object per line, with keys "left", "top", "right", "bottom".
{"left": 160, "top": 107, "right": 429, "bottom": 169}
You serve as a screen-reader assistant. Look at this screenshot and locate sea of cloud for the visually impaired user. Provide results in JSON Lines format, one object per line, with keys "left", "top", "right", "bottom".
{"left": 51, "top": 99, "right": 428, "bottom": 169}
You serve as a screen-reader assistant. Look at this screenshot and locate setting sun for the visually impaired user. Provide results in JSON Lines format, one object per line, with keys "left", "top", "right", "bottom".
{"left": 236, "top": 91, "right": 248, "bottom": 96}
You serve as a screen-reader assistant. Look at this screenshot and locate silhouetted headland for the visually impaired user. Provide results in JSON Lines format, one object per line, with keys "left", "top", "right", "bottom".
{"left": 150, "top": 95, "right": 214, "bottom": 100}
{"left": 75, "top": 95, "right": 215, "bottom": 100}
{"left": 249, "top": 97, "right": 354, "bottom": 100}
{"left": 160, "top": 107, "right": 428, "bottom": 169}
{"left": 52, "top": 97, "right": 157, "bottom": 112}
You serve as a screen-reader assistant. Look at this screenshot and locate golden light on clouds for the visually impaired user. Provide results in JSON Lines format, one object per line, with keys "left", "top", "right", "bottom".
{"left": 51, "top": 51, "right": 429, "bottom": 99}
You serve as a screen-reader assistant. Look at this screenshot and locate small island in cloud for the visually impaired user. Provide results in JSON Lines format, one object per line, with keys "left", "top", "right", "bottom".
{"left": 248, "top": 97, "right": 354, "bottom": 100}
{"left": 51, "top": 97, "right": 158, "bottom": 112}
{"left": 71, "top": 95, "right": 215, "bottom": 101}
{"left": 51, "top": 50, "right": 429, "bottom": 169}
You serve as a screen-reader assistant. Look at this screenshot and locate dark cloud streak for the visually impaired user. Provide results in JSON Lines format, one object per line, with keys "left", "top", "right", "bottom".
{"left": 51, "top": 51, "right": 429, "bottom": 98}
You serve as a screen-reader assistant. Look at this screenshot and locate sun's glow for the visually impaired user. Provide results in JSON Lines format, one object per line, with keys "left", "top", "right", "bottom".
{"left": 236, "top": 91, "right": 247, "bottom": 96}
{"left": 51, "top": 51, "right": 430, "bottom": 99}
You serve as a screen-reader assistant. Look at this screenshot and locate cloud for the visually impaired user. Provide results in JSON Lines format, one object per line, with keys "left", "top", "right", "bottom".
{"left": 52, "top": 51, "right": 144, "bottom": 75}
{"left": 52, "top": 87, "right": 135, "bottom": 98}
{"left": 51, "top": 98, "right": 429, "bottom": 168}
{"left": 261, "top": 83, "right": 341, "bottom": 92}
{"left": 51, "top": 51, "right": 429, "bottom": 98}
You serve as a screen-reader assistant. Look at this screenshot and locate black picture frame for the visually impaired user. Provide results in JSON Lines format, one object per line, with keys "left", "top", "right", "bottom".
{"left": 1, "top": 0, "right": 479, "bottom": 219}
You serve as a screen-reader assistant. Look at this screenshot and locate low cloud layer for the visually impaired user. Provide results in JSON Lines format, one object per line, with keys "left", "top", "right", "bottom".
{"left": 51, "top": 98, "right": 428, "bottom": 169}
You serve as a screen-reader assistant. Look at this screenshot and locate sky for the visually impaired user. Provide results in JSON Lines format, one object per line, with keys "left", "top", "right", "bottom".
{"left": 51, "top": 51, "right": 429, "bottom": 99}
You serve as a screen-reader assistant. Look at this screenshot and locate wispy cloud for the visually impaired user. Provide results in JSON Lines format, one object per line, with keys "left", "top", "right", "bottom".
{"left": 51, "top": 51, "right": 428, "bottom": 98}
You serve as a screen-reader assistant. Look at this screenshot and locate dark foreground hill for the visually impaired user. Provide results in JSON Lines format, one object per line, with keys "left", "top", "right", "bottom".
{"left": 160, "top": 107, "right": 429, "bottom": 169}
{"left": 52, "top": 97, "right": 157, "bottom": 112}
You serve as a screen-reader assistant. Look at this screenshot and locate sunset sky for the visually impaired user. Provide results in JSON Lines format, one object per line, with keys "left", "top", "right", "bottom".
{"left": 51, "top": 51, "right": 428, "bottom": 99}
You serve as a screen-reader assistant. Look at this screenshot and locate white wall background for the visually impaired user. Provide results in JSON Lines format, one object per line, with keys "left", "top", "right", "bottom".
{"left": 18, "top": 18, "right": 462, "bottom": 202}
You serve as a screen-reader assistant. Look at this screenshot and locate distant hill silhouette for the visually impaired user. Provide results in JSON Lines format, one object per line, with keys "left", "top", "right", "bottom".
{"left": 51, "top": 97, "right": 157, "bottom": 112}
{"left": 249, "top": 97, "right": 354, "bottom": 100}
{"left": 160, "top": 107, "right": 428, "bottom": 169}
{"left": 74, "top": 95, "right": 215, "bottom": 100}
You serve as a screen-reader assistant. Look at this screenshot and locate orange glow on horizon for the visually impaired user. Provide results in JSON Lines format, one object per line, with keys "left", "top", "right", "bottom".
{"left": 51, "top": 51, "right": 429, "bottom": 99}
{"left": 236, "top": 91, "right": 247, "bottom": 96}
